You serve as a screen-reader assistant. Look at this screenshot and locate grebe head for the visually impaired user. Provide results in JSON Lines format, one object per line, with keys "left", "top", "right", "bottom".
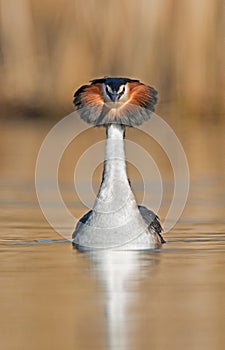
{"left": 102, "top": 77, "right": 130, "bottom": 105}
{"left": 73, "top": 77, "right": 158, "bottom": 126}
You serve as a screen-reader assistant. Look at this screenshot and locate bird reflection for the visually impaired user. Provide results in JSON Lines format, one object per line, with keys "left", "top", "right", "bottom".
{"left": 86, "top": 250, "right": 160, "bottom": 350}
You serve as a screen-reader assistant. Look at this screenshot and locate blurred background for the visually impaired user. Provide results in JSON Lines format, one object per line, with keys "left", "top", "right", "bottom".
{"left": 0, "top": 0, "right": 224, "bottom": 120}
{"left": 0, "top": 3, "right": 225, "bottom": 350}
{"left": 0, "top": 0, "right": 224, "bottom": 223}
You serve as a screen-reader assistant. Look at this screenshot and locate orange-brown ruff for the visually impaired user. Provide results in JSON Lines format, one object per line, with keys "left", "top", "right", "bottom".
{"left": 73, "top": 77, "right": 158, "bottom": 126}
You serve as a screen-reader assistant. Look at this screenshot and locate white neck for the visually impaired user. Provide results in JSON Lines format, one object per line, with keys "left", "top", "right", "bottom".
{"left": 74, "top": 124, "right": 157, "bottom": 249}
{"left": 95, "top": 124, "right": 133, "bottom": 206}
{"left": 104, "top": 124, "right": 128, "bottom": 183}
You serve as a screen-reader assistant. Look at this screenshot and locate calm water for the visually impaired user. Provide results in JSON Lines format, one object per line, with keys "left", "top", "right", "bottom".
{"left": 0, "top": 119, "right": 225, "bottom": 350}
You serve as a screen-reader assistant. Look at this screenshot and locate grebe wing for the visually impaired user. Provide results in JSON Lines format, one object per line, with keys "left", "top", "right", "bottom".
{"left": 72, "top": 210, "right": 93, "bottom": 239}
{"left": 138, "top": 205, "right": 165, "bottom": 244}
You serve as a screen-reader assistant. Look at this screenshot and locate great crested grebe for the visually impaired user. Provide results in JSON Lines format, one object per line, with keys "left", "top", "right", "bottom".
{"left": 72, "top": 77, "right": 164, "bottom": 250}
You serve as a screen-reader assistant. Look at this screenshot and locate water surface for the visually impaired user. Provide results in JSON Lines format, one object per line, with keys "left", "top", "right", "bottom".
{"left": 0, "top": 120, "right": 225, "bottom": 350}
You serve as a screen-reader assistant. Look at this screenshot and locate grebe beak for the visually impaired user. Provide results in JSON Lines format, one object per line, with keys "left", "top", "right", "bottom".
{"left": 111, "top": 91, "right": 117, "bottom": 103}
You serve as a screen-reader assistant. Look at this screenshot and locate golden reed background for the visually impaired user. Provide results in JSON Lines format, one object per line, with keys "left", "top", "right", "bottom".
{"left": 0, "top": 0, "right": 224, "bottom": 119}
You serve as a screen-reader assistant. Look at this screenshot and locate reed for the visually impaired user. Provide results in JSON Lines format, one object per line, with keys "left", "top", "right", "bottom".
{"left": 0, "top": 0, "right": 224, "bottom": 119}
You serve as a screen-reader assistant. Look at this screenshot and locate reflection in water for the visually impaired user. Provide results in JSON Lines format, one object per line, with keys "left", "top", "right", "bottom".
{"left": 87, "top": 250, "right": 159, "bottom": 350}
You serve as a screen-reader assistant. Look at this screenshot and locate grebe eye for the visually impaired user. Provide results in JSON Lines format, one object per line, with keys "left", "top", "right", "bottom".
{"left": 106, "top": 85, "right": 112, "bottom": 94}
{"left": 118, "top": 86, "right": 126, "bottom": 100}
{"left": 117, "top": 85, "right": 125, "bottom": 94}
